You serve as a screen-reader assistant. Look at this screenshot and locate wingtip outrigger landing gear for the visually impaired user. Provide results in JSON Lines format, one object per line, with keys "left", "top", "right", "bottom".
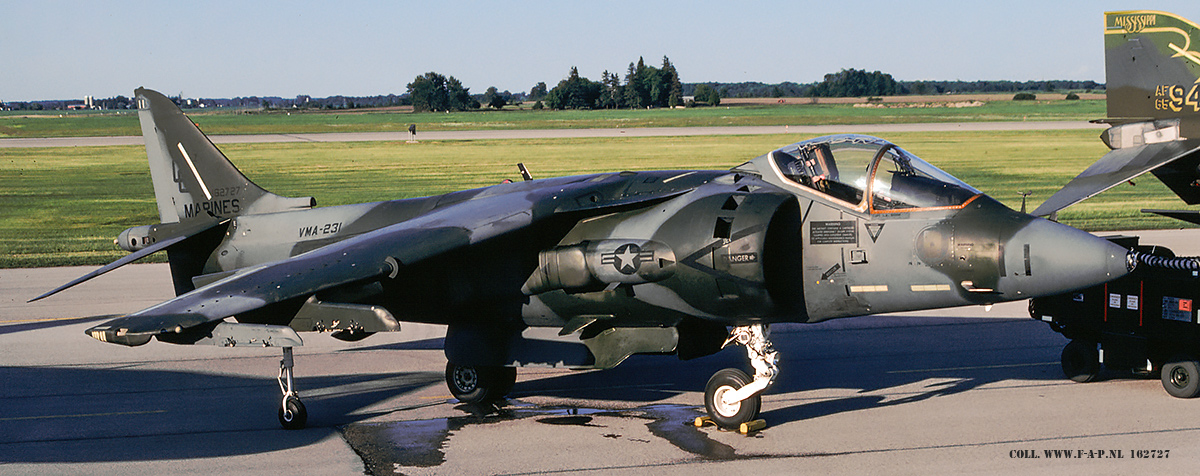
{"left": 703, "top": 324, "right": 778, "bottom": 431}
{"left": 277, "top": 346, "right": 307, "bottom": 430}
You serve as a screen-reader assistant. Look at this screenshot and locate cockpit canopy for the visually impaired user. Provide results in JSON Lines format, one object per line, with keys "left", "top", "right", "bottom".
{"left": 750, "top": 135, "right": 981, "bottom": 213}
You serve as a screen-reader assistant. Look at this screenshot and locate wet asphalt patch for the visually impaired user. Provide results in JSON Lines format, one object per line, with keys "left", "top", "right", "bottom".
{"left": 340, "top": 402, "right": 748, "bottom": 475}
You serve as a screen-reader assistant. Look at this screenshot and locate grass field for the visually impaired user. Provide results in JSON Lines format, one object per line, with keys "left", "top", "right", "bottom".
{"left": 0, "top": 100, "right": 1106, "bottom": 138}
{"left": 0, "top": 129, "right": 1190, "bottom": 268}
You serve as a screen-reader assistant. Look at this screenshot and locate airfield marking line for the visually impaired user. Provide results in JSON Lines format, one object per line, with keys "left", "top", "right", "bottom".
{"left": 885, "top": 361, "right": 1058, "bottom": 374}
{"left": 0, "top": 409, "right": 167, "bottom": 422}
{"left": 515, "top": 382, "right": 676, "bottom": 395}
{"left": 389, "top": 401, "right": 448, "bottom": 412}
{"left": 417, "top": 383, "right": 675, "bottom": 401}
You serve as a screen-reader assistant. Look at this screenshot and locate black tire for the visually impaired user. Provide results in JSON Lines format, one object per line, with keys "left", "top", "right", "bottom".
{"left": 1061, "top": 340, "right": 1100, "bottom": 383}
{"left": 494, "top": 366, "right": 517, "bottom": 397}
{"left": 704, "top": 368, "right": 761, "bottom": 430}
{"left": 278, "top": 396, "right": 307, "bottom": 430}
{"left": 1162, "top": 357, "right": 1200, "bottom": 398}
{"left": 445, "top": 363, "right": 515, "bottom": 403}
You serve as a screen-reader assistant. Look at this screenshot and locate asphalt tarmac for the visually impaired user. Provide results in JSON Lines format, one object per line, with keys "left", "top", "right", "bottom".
{"left": 3, "top": 229, "right": 1200, "bottom": 474}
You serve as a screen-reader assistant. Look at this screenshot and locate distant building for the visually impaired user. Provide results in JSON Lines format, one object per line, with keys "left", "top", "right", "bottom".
{"left": 66, "top": 96, "right": 100, "bottom": 110}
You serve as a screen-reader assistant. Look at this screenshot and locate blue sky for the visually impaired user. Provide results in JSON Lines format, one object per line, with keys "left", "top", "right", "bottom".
{"left": 3, "top": 1, "right": 1199, "bottom": 101}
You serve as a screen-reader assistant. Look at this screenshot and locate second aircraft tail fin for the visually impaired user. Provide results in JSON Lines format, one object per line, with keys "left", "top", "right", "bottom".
{"left": 1104, "top": 10, "right": 1200, "bottom": 128}
{"left": 1032, "top": 11, "right": 1200, "bottom": 217}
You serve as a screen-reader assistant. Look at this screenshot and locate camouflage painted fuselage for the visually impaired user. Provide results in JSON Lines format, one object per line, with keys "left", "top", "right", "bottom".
{"left": 72, "top": 89, "right": 1128, "bottom": 370}
{"left": 194, "top": 153, "right": 1126, "bottom": 333}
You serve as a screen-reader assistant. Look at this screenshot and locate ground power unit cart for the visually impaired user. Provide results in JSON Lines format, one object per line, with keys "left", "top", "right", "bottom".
{"left": 1030, "top": 235, "right": 1200, "bottom": 398}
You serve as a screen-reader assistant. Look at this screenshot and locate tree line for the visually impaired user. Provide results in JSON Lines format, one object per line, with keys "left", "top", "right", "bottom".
{"left": 539, "top": 57, "right": 685, "bottom": 110}
{"left": 688, "top": 70, "right": 1103, "bottom": 99}
{"left": 402, "top": 56, "right": 688, "bottom": 112}
{"left": 3, "top": 65, "right": 1107, "bottom": 112}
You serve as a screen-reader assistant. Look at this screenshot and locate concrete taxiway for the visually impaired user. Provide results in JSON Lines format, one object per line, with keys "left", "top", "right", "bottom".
{"left": 2, "top": 229, "right": 1199, "bottom": 474}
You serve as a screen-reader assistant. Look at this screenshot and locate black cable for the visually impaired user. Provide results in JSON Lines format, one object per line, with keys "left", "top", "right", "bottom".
{"left": 1131, "top": 251, "right": 1200, "bottom": 271}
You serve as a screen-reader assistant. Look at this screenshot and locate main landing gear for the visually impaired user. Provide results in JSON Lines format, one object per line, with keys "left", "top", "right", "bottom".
{"left": 272, "top": 349, "right": 518, "bottom": 429}
{"left": 445, "top": 363, "right": 517, "bottom": 403}
{"left": 703, "top": 324, "right": 778, "bottom": 430}
{"left": 277, "top": 347, "right": 307, "bottom": 430}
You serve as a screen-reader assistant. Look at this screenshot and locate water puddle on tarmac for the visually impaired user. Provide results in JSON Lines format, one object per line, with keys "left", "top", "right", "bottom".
{"left": 340, "top": 402, "right": 749, "bottom": 474}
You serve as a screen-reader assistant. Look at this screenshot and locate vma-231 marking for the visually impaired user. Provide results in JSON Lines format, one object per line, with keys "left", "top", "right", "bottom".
{"left": 298, "top": 222, "right": 342, "bottom": 238}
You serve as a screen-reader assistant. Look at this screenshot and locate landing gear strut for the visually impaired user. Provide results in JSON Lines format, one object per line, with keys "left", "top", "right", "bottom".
{"left": 704, "top": 324, "right": 778, "bottom": 430}
{"left": 277, "top": 347, "right": 307, "bottom": 429}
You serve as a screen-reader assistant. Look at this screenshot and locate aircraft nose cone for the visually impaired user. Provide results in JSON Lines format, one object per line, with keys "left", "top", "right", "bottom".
{"left": 1002, "top": 218, "right": 1130, "bottom": 298}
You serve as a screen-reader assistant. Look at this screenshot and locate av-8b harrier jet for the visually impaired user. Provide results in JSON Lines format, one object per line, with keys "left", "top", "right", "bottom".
{"left": 35, "top": 88, "right": 1131, "bottom": 430}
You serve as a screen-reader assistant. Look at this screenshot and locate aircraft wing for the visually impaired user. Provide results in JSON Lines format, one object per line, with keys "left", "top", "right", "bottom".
{"left": 84, "top": 180, "right": 692, "bottom": 346}
{"left": 83, "top": 224, "right": 458, "bottom": 345}
{"left": 1031, "top": 140, "right": 1200, "bottom": 217}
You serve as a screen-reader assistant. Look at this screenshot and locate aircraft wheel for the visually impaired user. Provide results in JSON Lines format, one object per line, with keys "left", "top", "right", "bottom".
{"left": 704, "top": 368, "right": 760, "bottom": 430}
{"left": 1162, "top": 357, "right": 1200, "bottom": 398}
{"left": 1061, "top": 340, "right": 1100, "bottom": 383}
{"left": 494, "top": 366, "right": 517, "bottom": 397}
{"left": 446, "top": 363, "right": 514, "bottom": 403}
{"left": 278, "top": 396, "right": 307, "bottom": 430}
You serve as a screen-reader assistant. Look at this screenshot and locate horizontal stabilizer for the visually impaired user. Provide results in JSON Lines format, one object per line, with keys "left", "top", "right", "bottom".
{"left": 1031, "top": 140, "right": 1200, "bottom": 216}
{"left": 1142, "top": 209, "right": 1200, "bottom": 225}
{"left": 29, "top": 220, "right": 223, "bottom": 303}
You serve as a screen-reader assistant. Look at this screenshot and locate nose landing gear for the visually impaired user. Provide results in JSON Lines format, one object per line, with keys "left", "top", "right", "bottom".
{"left": 703, "top": 324, "right": 778, "bottom": 430}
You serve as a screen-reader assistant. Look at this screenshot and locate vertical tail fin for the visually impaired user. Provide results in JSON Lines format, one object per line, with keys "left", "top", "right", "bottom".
{"left": 1031, "top": 11, "right": 1200, "bottom": 216}
{"left": 135, "top": 87, "right": 314, "bottom": 225}
{"left": 1104, "top": 11, "right": 1200, "bottom": 131}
